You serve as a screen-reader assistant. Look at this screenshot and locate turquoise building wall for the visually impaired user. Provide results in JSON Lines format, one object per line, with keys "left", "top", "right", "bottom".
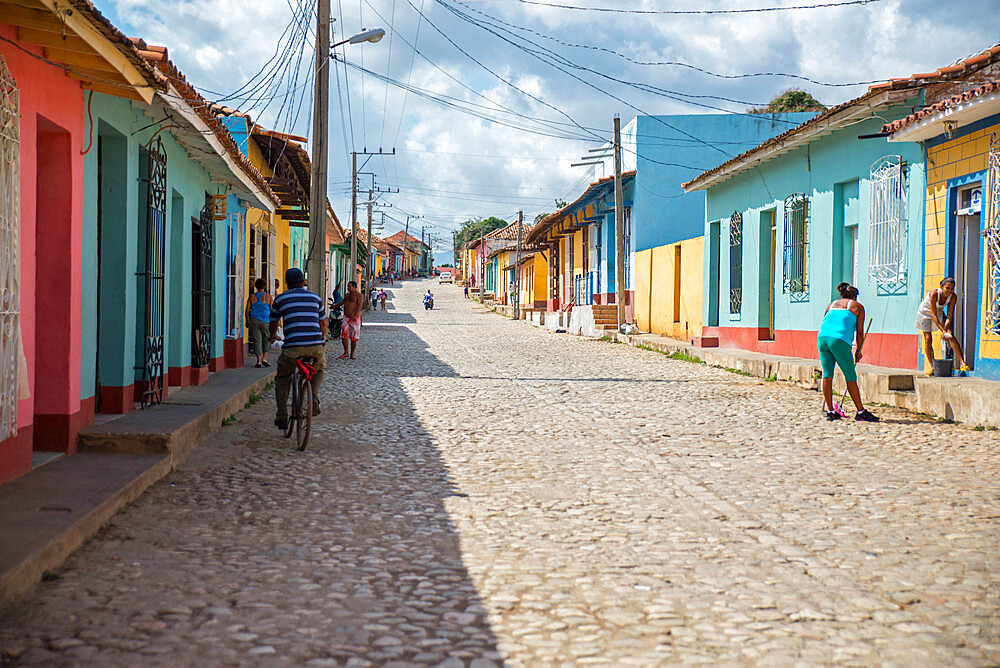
{"left": 81, "top": 92, "right": 226, "bottom": 408}
{"left": 700, "top": 104, "right": 926, "bottom": 369}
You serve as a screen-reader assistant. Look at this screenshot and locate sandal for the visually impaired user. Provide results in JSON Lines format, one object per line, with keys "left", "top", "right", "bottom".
{"left": 262, "top": 361, "right": 271, "bottom": 367}
{"left": 255, "top": 362, "right": 263, "bottom": 368}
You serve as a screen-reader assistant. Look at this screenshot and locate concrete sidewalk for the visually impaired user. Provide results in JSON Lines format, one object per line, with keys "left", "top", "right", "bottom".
{"left": 0, "top": 362, "right": 275, "bottom": 609}
{"left": 614, "top": 331, "right": 1000, "bottom": 428}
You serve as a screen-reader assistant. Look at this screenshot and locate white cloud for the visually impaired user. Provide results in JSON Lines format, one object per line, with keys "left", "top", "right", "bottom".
{"left": 100, "top": 0, "right": 995, "bottom": 254}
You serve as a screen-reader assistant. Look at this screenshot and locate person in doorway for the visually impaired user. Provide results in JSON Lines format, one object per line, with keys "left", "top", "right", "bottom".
{"left": 329, "top": 281, "right": 344, "bottom": 341}
{"left": 245, "top": 278, "right": 273, "bottom": 368}
{"left": 330, "top": 280, "right": 363, "bottom": 359}
{"left": 915, "top": 277, "right": 970, "bottom": 373}
{"left": 817, "top": 282, "right": 880, "bottom": 422}
{"left": 269, "top": 268, "right": 327, "bottom": 429}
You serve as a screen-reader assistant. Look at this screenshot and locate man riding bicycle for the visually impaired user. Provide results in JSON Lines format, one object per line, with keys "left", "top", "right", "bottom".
{"left": 269, "top": 268, "right": 328, "bottom": 430}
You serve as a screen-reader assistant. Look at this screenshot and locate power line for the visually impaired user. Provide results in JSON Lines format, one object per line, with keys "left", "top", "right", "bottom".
{"left": 450, "top": 0, "right": 881, "bottom": 87}
{"left": 512, "top": 0, "right": 883, "bottom": 14}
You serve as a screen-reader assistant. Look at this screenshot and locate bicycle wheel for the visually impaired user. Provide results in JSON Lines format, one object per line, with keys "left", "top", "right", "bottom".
{"left": 295, "top": 376, "right": 313, "bottom": 451}
{"left": 284, "top": 370, "right": 297, "bottom": 439}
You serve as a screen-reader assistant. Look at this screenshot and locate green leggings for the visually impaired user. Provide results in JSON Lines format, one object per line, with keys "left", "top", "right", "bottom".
{"left": 818, "top": 336, "right": 857, "bottom": 382}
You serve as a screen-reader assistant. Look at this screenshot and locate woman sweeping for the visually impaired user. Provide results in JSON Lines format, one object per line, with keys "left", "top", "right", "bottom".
{"left": 915, "top": 277, "right": 970, "bottom": 373}
{"left": 817, "top": 283, "right": 880, "bottom": 422}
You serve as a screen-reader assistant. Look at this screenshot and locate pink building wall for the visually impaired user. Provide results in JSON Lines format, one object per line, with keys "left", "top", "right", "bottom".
{"left": 0, "top": 24, "right": 85, "bottom": 484}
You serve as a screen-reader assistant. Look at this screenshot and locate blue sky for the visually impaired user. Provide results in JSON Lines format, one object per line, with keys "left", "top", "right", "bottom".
{"left": 94, "top": 0, "right": 996, "bottom": 263}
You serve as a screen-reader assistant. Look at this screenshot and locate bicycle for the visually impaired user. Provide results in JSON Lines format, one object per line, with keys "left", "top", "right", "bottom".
{"left": 284, "top": 356, "right": 317, "bottom": 451}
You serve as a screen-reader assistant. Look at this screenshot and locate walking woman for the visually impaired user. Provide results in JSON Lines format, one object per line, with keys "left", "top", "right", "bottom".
{"left": 245, "top": 277, "right": 273, "bottom": 368}
{"left": 915, "top": 277, "right": 970, "bottom": 373}
{"left": 817, "top": 282, "right": 880, "bottom": 422}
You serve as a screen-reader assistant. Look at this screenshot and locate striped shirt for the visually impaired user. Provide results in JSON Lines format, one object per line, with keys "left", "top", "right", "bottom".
{"left": 270, "top": 287, "right": 327, "bottom": 347}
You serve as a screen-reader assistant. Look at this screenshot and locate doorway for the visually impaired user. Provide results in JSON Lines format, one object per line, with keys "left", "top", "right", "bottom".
{"left": 191, "top": 198, "right": 213, "bottom": 368}
{"left": 952, "top": 184, "right": 982, "bottom": 370}
{"left": 707, "top": 221, "right": 720, "bottom": 327}
{"left": 757, "top": 210, "right": 776, "bottom": 340}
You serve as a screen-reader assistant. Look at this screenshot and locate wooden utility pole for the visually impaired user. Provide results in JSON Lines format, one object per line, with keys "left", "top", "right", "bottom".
{"left": 479, "top": 225, "right": 486, "bottom": 295}
{"left": 613, "top": 116, "right": 626, "bottom": 328}
{"left": 514, "top": 210, "right": 523, "bottom": 319}
{"left": 349, "top": 151, "right": 358, "bottom": 286}
{"left": 364, "top": 189, "right": 373, "bottom": 308}
{"left": 308, "top": 0, "right": 331, "bottom": 300}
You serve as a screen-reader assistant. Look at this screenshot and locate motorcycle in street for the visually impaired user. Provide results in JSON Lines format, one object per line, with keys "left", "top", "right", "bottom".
{"left": 424, "top": 294, "right": 434, "bottom": 310}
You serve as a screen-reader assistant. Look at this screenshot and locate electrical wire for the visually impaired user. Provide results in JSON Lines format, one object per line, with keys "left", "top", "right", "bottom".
{"left": 512, "top": 0, "right": 883, "bottom": 14}
{"left": 450, "top": 0, "right": 881, "bottom": 87}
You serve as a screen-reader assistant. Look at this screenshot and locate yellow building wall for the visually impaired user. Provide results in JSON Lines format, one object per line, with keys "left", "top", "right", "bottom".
{"left": 924, "top": 125, "right": 1000, "bottom": 363}
{"left": 634, "top": 236, "right": 704, "bottom": 341}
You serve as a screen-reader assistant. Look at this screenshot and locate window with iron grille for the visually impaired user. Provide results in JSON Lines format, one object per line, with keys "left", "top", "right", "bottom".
{"left": 0, "top": 56, "right": 19, "bottom": 440}
{"left": 225, "top": 211, "right": 245, "bottom": 338}
{"left": 729, "top": 211, "right": 743, "bottom": 314}
{"left": 783, "top": 194, "right": 809, "bottom": 294}
{"left": 986, "top": 133, "right": 1000, "bottom": 335}
{"left": 869, "top": 155, "right": 907, "bottom": 285}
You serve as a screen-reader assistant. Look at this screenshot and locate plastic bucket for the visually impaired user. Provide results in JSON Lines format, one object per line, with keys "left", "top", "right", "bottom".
{"left": 932, "top": 359, "right": 954, "bottom": 377}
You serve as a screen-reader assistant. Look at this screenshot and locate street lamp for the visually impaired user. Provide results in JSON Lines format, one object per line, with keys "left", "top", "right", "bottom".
{"left": 333, "top": 28, "right": 385, "bottom": 49}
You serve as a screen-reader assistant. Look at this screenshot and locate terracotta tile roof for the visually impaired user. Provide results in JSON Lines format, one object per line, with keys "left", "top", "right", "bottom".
{"left": 131, "top": 41, "right": 279, "bottom": 207}
{"left": 882, "top": 81, "right": 1000, "bottom": 134}
{"left": 866, "top": 43, "right": 1000, "bottom": 93}
{"left": 684, "top": 42, "right": 1000, "bottom": 192}
{"left": 485, "top": 220, "right": 532, "bottom": 241}
{"left": 526, "top": 171, "right": 635, "bottom": 245}
{"left": 58, "top": 1, "right": 165, "bottom": 94}
{"left": 386, "top": 231, "right": 427, "bottom": 248}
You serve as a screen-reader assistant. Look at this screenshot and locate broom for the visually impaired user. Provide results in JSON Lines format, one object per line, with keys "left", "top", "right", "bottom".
{"left": 834, "top": 318, "right": 872, "bottom": 417}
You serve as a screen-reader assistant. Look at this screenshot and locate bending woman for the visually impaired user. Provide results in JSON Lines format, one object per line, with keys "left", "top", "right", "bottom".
{"left": 817, "top": 282, "right": 880, "bottom": 422}
{"left": 915, "top": 277, "right": 969, "bottom": 373}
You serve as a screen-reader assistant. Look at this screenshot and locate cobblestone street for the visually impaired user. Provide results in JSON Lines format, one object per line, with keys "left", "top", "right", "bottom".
{"left": 2, "top": 279, "right": 999, "bottom": 666}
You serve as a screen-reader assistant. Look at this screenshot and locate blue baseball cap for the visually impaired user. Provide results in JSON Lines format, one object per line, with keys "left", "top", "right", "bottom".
{"left": 285, "top": 267, "right": 305, "bottom": 286}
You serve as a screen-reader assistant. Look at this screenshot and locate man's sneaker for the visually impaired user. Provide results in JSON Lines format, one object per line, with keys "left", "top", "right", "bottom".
{"left": 855, "top": 409, "right": 880, "bottom": 423}
{"left": 274, "top": 417, "right": 287, "bottom": 430}
{"left": 825, "top": 410, "right": 841, "bottom": 421}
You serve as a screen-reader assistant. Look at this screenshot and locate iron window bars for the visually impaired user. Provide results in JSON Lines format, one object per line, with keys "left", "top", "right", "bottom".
{"left": 729, "top": 211, "right": 743, "bottom": 314}
{"left": 869, "top": 156, "right": 908, "bottom": 285}
{"left": 783, "top": 194, "right": 809, "bottom": 295}
{"left": 986, "top": 133, "right": 1000, "bottom": 335}
{"left": 0, "top": 56, "right": 18, "bottom": 438}
{"left": 193, "top": 197, "right": 213, "bottom": 369}
{"left": 139, "top": 137, "right": 167, "bottom": 409}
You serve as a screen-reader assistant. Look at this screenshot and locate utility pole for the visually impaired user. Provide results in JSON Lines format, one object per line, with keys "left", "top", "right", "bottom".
{"left": 479, "top": 225, "right": 486, "bottom": 296}
{"left": 402, "top": 215, "right": 411, "bottom": 277}
{"left": 514, "top": 210, "right": 523, "bottom": 319}
{"left": 349, "top": 151, "right": 358, "bottom": 286}
{"left": 308, "top": 0, "right": 331, "bottom": 300}
{"left": 613, "top": 116, "right": 626, "bottom": 328}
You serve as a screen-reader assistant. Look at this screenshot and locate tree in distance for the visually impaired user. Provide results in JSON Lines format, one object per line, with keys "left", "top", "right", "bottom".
{"left": 749, "top": 89, "right": 826, "bottom": 114}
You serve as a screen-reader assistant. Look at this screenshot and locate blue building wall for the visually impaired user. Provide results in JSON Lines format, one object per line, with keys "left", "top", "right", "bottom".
{"left": 700, "top": 104, "right": 926, "bottom": 369}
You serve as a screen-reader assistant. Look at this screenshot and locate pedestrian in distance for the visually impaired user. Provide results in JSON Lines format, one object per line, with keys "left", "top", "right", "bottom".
{"left": 245, "top": 278, "right": 273, "bottom": 368}
{"left": 329, "top": 281, "right": 344, "bottom": 341}
{"left": 915, "top": 277, "right": 970, "bottom": 374}
{"left": 269, "top": 268, "right": 328, "bottom": 430}
{"left": 379, "top": 289, "right": 387, "bottom": 311}
{"left": 330, "top": 280, "right": 363, "bottom": 359}
{"left": 464, "top": 285, "right": 470, "bottom": 299}
{"left": 818, "top": 282, "right": 880, "bottom": 422}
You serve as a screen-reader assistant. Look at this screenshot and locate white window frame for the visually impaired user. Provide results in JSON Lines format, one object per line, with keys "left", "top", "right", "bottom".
{"left": 868, "top": 155, "right": 908, "bottom": 285}
{"left": 0, "top": 56, "right": 19, "bottom": 440}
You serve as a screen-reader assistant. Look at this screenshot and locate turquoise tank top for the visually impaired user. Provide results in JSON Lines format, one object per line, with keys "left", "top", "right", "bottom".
{"left": 817, "top": 307, "right": 857, "bottom": 344}
{"left": 249, "top": 291, "right": 270, "bottom": 320}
